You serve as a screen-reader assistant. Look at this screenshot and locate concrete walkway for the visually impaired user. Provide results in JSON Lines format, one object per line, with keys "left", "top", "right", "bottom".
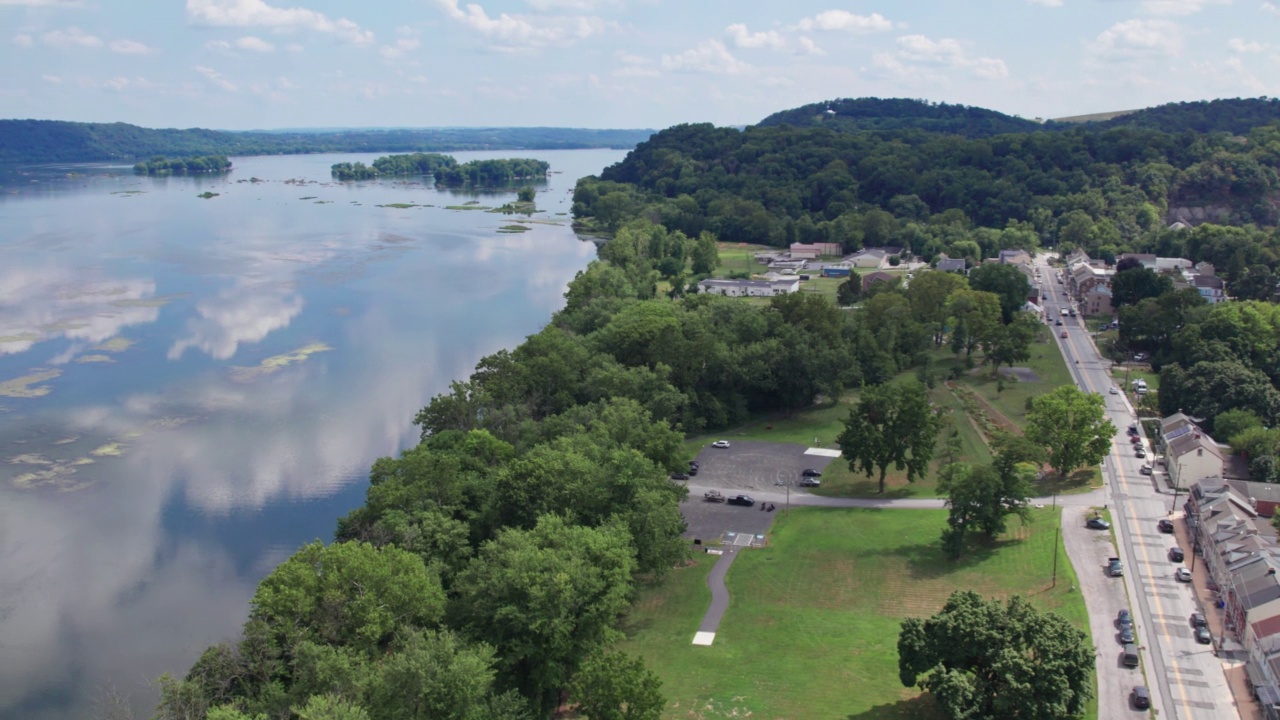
{"left": 692, "top": 547, "right": 742, "bottom": 645}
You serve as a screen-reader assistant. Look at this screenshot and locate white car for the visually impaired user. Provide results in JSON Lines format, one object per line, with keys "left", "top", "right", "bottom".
{"left": 1175, "top": 567, "right": 1192, "bottom": 582}
{"left": 711, "top": 440, "right": 731, "bottom": 449}
{"left": 1109, "top": 386, "right": 1119, "bottom": 395}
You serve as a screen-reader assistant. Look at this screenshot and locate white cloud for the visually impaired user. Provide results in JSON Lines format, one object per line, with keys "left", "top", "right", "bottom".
{"left": 236, "top": 35, "right": 274, "bottom": 51}
{"left": 380, "top": 34, "right": 419, "bottom": 60}
{"left": 41, "top": 27, "right": 102, "bottom": 48}
{"left": 613, "top": 50, "right": 658, "bottom": 77}
{"left": 796, "top": 36, "right": 825, "bottom": 56}
{"left": 795, "top": 10, "right": 891, "bottom": 33}
{"left": 434, "top": 0, "right": 610, "bottom": 50}
{"left": 1264, "top": 1, "right": 1280, "bottom": 14}
{"left": 1027, "top": 0, "right": 1064, "bottom": 6}
{"left": 878, "top": 34, "right": 1009, "bottom": 80}
{"left": 1088, "top": 18, "right": 1183, "bottom": 59}
{"left": 725, "top": 23, "right": 786, "bottom": 50}
{"left": 194, "top": 65, "right": 238, "bottom": 91}
{"left": 525, "top": 0, "right": 618, "bottom": 9}
{"left": 168, "top": 284, "right": 303, "bottom": 361}
{"left": 661, "top": 39, "right": 750, "bottom": 75}
{"left": 109, "top": 39, "right": 158, "bottom": 55}
{"left": 0, "top": 0, "right": 82, "bottom": 5}
{"left": 12, "top": 34, "right": 33, "bottom": 47}
{"left": 186, "top": 0, "right": 374, "bottom": 45}
{"left": 41, "top": 74, "right": 62, "bottom": 83}
{"left": 1228, "top": 37, "right": 1266, "bottom": 52}
{"left": 285, "top": 42, "right": 304, "bottom": 52}
{"left": 1141, "top": 0, "right": 1229, "bottom": 15}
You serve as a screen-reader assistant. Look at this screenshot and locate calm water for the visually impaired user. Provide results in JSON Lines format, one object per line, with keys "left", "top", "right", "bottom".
{"left": 0, "top": 149, "right": 622, "bottom": 720}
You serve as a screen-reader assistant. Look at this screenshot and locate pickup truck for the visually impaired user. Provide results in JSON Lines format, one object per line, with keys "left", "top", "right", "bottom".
{"left": 1107, "top": 557, "right": 1125, "bottom": 577}
{"left": 703, "top": 490, "right": 725, "bottom": 502}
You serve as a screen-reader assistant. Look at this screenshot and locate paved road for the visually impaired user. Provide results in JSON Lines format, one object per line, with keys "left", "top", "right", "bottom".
{"left": 685, "top": 482, "right": 1102, "bottom": 510}
{"left": 1041, "top": 262, "right": 1237, "bottom": 720}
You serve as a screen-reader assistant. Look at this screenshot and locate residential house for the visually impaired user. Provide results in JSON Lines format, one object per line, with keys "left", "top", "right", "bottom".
{"left": 1082, "top": 284, "right": 1114, "bottom": 317}
{"left": 999, "top": 248, "right": 1033, "bottom": 266}
{"left": 849, "top": 246, "right": 904, "bottom": 269}
{"left": 821, "top": 265, "right": 852, "bottom": 278}
{"left": 1196, "top": 261, "right": 1217, "bottom": 277}
{"left": 789, "top": 242, "right": 842, "bottom": 259}
{"left": 1159, "top": 413, "right": 1226, "bottom": 491}
{"left": 1192, "top": 274, "right": 1226, "bottom": 304}
{"left": 1069, "top": 261, "right": 1113, "bottom": 298}
{"left": 697, "top": 278, "right": 800, "bottom": 298}
{"left": 936, "top": 254, "right": 966, "bottom": 273}
{"left": 1231, "top": 480, "right": 1280, "bottom": 518}
{"left": 769, "top": 259, "right": 807, "bottom": 272}
{"left": 1118, "top": 253, "right": 1158, "bottom": 270}
{"left": 1225, "top": 556, "right": 1280, "bottom": 638}
{"left": 862, "top": 271, "right": 895, "bottom": 293}
{"left": 1157, "top": 257, "right": 1194, "bottom": 273}
{"left": 1244, "top": 615, "right": 1280, "bottom": 718}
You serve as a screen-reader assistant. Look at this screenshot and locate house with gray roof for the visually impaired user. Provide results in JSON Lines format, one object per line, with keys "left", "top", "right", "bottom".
{"left": 697, "top": 278, "right": 799, "bottom": 298}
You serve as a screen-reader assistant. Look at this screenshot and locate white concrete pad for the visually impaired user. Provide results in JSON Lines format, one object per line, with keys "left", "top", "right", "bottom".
{"left": 805, "top": 447, "right": 842, "bottom": 457}
{"left": 692, "top": 631, "right": 716, "bottom": 646}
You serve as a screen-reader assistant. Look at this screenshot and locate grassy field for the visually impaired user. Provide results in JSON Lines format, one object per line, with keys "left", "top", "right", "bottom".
{"left": 620, "top": 507, "right": 1094, "bottom": 720}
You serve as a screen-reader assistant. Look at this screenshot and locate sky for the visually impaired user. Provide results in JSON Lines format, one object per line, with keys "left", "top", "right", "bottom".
{"left": 1, "top": 0, "right": 1279, "bottom": 131}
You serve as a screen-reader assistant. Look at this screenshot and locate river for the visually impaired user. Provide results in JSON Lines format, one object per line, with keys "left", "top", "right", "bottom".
{"left": 0, "top": 149, "right": 624, "bottom": 720}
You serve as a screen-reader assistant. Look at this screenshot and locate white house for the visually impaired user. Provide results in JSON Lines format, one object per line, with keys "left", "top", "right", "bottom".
{"left": 698, "top": 278, "right": 800, "bottom": 298}
{"left": 1160, "top": 413, "right": 1226, "bottom": 490}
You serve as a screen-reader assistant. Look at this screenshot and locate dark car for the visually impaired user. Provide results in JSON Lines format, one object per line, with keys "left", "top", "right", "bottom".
{"left": 801, "top": 468, "right": 822, "bottom": 477}
{"left": 1055, "top": 319, "right": 1063, "bottom": 325}
{"left": 727, "top": 494, "right": 755, "bottom": 507}
{"left": 1191, "top": 611, "right": 1207, "bottom": 628}
{"left": 1195, "top": 626, "right": 1212, "bottom": 644}
{"left": 1086, "top": 516, "right": 1111, "bottom": 530}
{"left": 1135, "top": 448, "right": 1146, "bottom": 458}
{"left": 1129, "top": 435, "right": 1142, "bottom": 444}
{"left": 1158, "top": 518, "right": 1174, "bottom": 533}
{"left": 688, "top": 461, "right": 699, "bottom": 470}
{"left": 1128, "top": 424, "right": 1138, "bottom": 434}
{"left": 1119, "top": 626, "right": 1135, "bottom": 644}
{"left": 687, "top": 466, "right": 698, "bottom": 476}
{"left": 1132, "top": 686, "right": 1151, "bottom": 709}
{"left": 1118, "top": 609, "right": 1133, "bottom": 631}
{"left": 1140, "top": 464, "right": 1153, "bottom": 475}
{"left": 1169, "top": 547, "right": 1185, "bottom": 562}
{"left": 670, "top": 472, "right": 689, "bottom": 481}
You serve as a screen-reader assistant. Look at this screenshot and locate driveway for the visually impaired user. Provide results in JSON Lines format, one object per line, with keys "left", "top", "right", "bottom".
{"left": 689, "top": 440, "right": 835, "bottom": 492}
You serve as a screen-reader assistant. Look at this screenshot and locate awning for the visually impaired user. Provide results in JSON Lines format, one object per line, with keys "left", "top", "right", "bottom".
{"left": 1248, "top": 661, "right": 1269, "bottom": 689}
{"left": 1257, "top": 684, "right": 1280, "bottom": 707}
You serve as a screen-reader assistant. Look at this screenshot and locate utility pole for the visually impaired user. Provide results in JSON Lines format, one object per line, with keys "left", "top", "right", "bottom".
{"left": 1052, "top": 525, "right": 1060, "bottom": 588}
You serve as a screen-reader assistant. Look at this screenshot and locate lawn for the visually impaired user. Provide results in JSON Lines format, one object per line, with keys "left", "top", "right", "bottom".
{"left": 711, "top": 242, "right": 774, "bottom": 278}
{"left": 935, "top": 325, "right": 1075, "bottom": 432}
{"left": 619, "top": 507, "right": 1094, "bottom": 720}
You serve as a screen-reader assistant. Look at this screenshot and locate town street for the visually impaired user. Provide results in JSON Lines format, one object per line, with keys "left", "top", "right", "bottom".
{"left": 1041, "top": 259, "right": 1240, "bottom": 720}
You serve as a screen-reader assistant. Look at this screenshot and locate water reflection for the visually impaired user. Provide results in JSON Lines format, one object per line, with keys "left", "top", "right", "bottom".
{"left": 0, "top": 149, "right": 618, "bottom": 720}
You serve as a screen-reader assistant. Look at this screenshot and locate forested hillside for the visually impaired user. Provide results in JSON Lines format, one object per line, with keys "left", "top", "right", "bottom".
{"left": 758, "top": 97, "right": 1043, "bottom": 137}
{"left": 573, "top": 120, "right": 1280, "bottom": 269}
{"left": 0, "top": 120, "right": 655, "bottom": 164}
{"left": 1093, "top": 97, "right": 1280, "bottom": 135}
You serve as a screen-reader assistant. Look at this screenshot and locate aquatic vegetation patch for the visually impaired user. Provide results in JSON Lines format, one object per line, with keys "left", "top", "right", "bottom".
{"left": 95, "top": 337, "right": 135, "bottom": 352}
{"left": 74, "top": 354, "right": 114, "bottom": 364}
{"left": 111, "top": 190, "right": 145, "bottom": 196}
{"left": 498, "top": 225, "right": 531, "bottom": 234}
{"left": 90, "top": 443, "right": 124, "bottom": 457}
{"left": 197, "top": 192, "right": 220, "bottom": 199}
{"left": 230, "top": 342, "right": 333, "bottom": 382}
{"left": 0, "top": 369, "right": 61, "bottom": 398}
{"left": 377, "top": 203, "right": 421, "bottom": 209}
{"left": 314, "top": 200, "right": 333, "bottom": 204}
{"left": 299, "top": 196, "right": 318, "bottom": 200}
{"left": 445, "top": 205, "right": 493, "bottom": 211}
{"left": 0, "top": 332, "right": 42, "bottom": 344}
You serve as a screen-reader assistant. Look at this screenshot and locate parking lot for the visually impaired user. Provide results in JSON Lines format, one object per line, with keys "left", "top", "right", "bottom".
{"left": 679, "top": 440, "right": 836, "bottom": 543}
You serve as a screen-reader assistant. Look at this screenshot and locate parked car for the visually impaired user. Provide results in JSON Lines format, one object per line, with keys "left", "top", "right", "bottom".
{"left": 1109, "top": 386, "right": 1119, "bottom": 395}
{"left": 1119, "top": 626, "right": 1135, "bottom": 644}
{"left": 1158, "top": 518, "right": 1174, "bottom": 533}
{"left": 687, "top": 466, "right": 698, "bottom": 476}
{"left": 1191, "top": 611, "right": 1207, "bottom": 627}
{"left": 798, "top": 476, "right": 821, "bottom": 487}
{"left": 1128, "top": 424, "right": 1138, "bottom": 435}
{"left": 1140, "top": 464, "right": 1153, "bottom": 475}
{"left": 1132, "top": 686, "right": 1151, "bottom": 709}
{"left": 703, "top": 490, "right": 725, "bottom": 502}
{"left": 1135, "top": 448, "right": 1146, "bottom": 458}
{"left": 688, "top": 461, "right": 699, "bottom": 470}
{"left": 1060, "top": 330, "right": 1069, "bottom": 338}
{"left": 712, "top": 440, "right": 731, "bottom": 448}
{"left": 1108, "top": 557, "right": 1125, "bottom": 577}
{"left": 1129, "top": 435, "right": 1142, "bottom": 444}
{"left": 1175, "top": 567, "right": 1193, "bottom": 582}
{"left": 727, "top": 494, "right": 755, "bottom": 507}
{"left": 1169, "top": 547, "right": 1185, "bottom": 562}
{"left": 1117, "top": 608, "right": 1132, "bottom": 626}
{"left": 801, "top": 468, "right": 822, "bottom": 477}
{"left": 1086, "top": 516, "right": 1111, "bottom": 530}
{"left": 670, "top": 472, "right": 689, "bottom": 481}
{"left": 1122, "top": 643, "right": 1139, "bottom": 667}
{"left": 1195, "top": 626, "right": 1212, "bottom": 644}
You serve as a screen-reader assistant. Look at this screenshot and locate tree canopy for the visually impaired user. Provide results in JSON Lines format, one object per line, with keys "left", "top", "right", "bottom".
{"left": 837, "top": 380, "right": 945, "bottom": 494}
{"left": 1024, "top": 385, "right": 1115, "bottom": 476}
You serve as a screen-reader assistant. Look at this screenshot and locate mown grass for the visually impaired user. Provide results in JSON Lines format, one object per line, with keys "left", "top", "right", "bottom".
{"left": 619, "top": 507, "right": 1094, "bottom": 720}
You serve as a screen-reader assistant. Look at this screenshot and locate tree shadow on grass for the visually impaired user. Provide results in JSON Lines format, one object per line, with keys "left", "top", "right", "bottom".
{"left": 831, "top": 476, "right": 918, "bottom": 499}
{"left": 848, "top": 693, "right": 943, "bottom": 720}
{"left": 1033, "top": 468, "right": 1098, "bottom": 496}
{"left": 891, "top": 534, "right": 1023, "bottom": 581}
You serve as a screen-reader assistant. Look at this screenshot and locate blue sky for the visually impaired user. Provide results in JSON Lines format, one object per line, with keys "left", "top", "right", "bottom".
{"left": 2, "top": 0, "right": 1278, "bottom": 130}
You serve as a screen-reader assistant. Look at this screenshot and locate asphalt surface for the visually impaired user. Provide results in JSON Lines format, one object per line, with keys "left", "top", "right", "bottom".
{"left": 1041, "top": 261, "right": 1238, "bottom": 720}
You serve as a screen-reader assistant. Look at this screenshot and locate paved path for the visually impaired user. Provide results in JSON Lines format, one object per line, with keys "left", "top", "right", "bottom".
{"left": 685, "top": 483, "right": 1103, "bottom": 511}
{"left": 696, "top": 548, "right": 740, "bottom": 640}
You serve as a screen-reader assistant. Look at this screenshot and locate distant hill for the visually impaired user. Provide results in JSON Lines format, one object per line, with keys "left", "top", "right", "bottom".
{"left": 1050, "top": 109, "right": 1140, "bottom": 124}
{"left": 0, "top": 120, "right": 656, "bottom": 165}
{"left": 756, "top": 97, "right": 1044, "bottom": 137}
{"left": 1083, "top": 98, "right": 1280, "bottom": 135}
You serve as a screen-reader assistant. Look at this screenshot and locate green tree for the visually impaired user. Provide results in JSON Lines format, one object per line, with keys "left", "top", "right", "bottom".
{"left": 835, "top": 271, "right": 862, "bottom": 306}
{"left": 365, "top": 630, "right": 502, "bottom": 720}
{"left": 944, "top": 288, "right": 1001, "bottom": 358}
{"left": 968, "top": 264, "right": 1031, "bottom": 323}
{"left": 937, "top": 451, "right": 1033, "bottom": 559}
{"left": 837, "top": 380, "right": 945, "bottom": 494}
{"left": 452, "top": 516, "right": 637, "bottom": 716}
{"left": 689, "top": 231, "right": 719, "bottom": 275}
{"left": 294, "top": 695, "right": 370, "bottom": 720}
{"left": 1216, "top": 408, "right": 1264, "bottom": 445}
{"left": 907, "top": 270, "right": 968, "bottom": 345}
{"left": 1111, "top": 267, "right": 1174, "bottom": 308}
{"left": 569, "top": 652, "right": 664, "bottom": 720}
{"left": 898, "top": 591, "right": 1093, "bottom": 720}
{"left": 984, "top": 311, "right": 1041, "bottom": 373}
{"left": 517, "top": 186, "right": 536, "bottom": 203}
{"left": 1024, "top": 385, "right": 1115, "bottom": 476}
